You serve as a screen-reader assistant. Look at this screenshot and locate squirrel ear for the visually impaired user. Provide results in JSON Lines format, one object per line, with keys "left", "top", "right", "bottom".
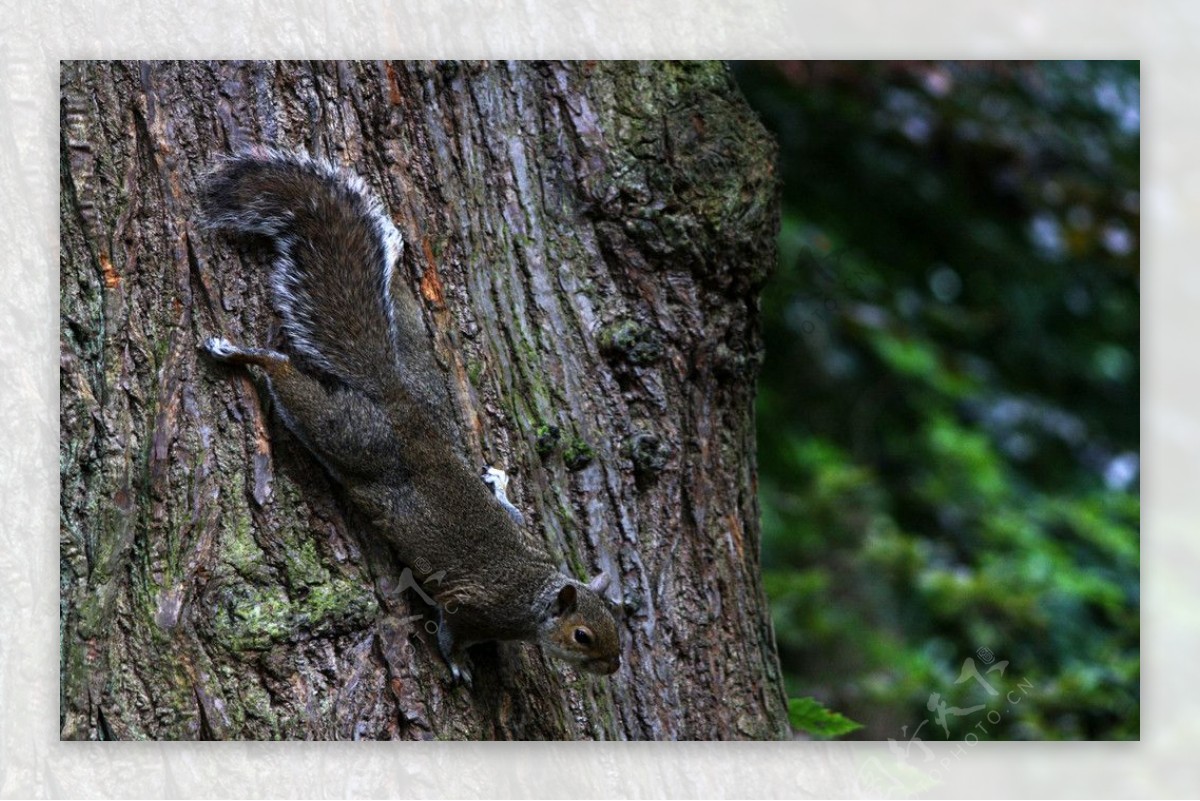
{"left": 588, "top": 573, "right": 611, "bottom": 593}
{"left": 551, "top": 584, "right": 578, "bottom": 617}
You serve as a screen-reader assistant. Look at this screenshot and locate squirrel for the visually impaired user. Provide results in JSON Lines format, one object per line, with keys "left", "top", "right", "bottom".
{"left": 197, "top": 148, "right": 621, "bottom": 685}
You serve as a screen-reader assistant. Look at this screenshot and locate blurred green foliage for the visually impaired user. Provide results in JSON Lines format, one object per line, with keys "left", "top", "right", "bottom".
{"left": 733, "top": 62, "right": 1139, "bottom": 740}
{"left": 787, "top": 696, "right": 863, "bottom": 738}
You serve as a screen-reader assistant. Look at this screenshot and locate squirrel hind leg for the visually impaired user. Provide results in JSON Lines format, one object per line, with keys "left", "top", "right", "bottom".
{"left": 201, "top": 337, "right": 290, "bottom": 372}
{"left": 481, "top": 466, "right": 525, "bottom": 526}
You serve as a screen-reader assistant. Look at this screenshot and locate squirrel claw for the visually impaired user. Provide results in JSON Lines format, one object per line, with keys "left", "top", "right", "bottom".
{"left": 437, "top": 621, "right": 474, "bottom": 689}
{"left": 448, "top": 660, "right": 474, "bottom": 689}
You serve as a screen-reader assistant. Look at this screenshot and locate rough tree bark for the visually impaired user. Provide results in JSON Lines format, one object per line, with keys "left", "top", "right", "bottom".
{"left": 59, "top": 60, "right": 787, "bottom": 741}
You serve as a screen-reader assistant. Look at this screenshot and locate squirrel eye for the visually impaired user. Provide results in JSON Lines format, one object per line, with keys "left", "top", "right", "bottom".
{"left": 573, "top": 628, "right": 593, "bottom": 646}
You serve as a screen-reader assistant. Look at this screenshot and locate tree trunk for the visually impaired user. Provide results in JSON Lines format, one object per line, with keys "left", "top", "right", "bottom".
{"left": 59, "top": 60, "right": 787, "bottom": 741}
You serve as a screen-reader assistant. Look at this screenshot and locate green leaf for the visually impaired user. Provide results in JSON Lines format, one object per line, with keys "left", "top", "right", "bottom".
{"left": 787, "top": 696, "right": 863, "bottom": 738}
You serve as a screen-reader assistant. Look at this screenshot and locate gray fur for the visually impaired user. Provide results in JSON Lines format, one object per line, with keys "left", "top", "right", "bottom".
{"left": 198, "top": 150, "right": 621, "bottom": 684}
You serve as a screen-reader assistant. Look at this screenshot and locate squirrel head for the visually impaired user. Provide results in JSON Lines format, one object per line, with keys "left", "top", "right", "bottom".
{"left": 539, "top": 574, "right": 621, "bottom": 675}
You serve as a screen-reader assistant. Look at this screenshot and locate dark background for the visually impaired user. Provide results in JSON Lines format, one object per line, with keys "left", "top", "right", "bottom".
{"left": 733, "top": 61, "right": 1139, "bottom": 740}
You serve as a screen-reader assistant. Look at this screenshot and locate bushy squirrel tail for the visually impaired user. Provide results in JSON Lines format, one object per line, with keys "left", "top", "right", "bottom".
{"left": 198, "top": 148, "right": 402, "bottom": 395}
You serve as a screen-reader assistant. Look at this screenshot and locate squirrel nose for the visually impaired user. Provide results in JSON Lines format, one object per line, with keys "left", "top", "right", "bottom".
{"left": 588, "top": 656, "right": 620, "bottom": 675}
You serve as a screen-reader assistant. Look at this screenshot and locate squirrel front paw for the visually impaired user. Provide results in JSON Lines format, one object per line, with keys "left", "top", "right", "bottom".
{"left": 435, "top": 615, "right": 475, "bottom": 689}
{"left": 447, "top": 659, "right": 474, "bottom": 689}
